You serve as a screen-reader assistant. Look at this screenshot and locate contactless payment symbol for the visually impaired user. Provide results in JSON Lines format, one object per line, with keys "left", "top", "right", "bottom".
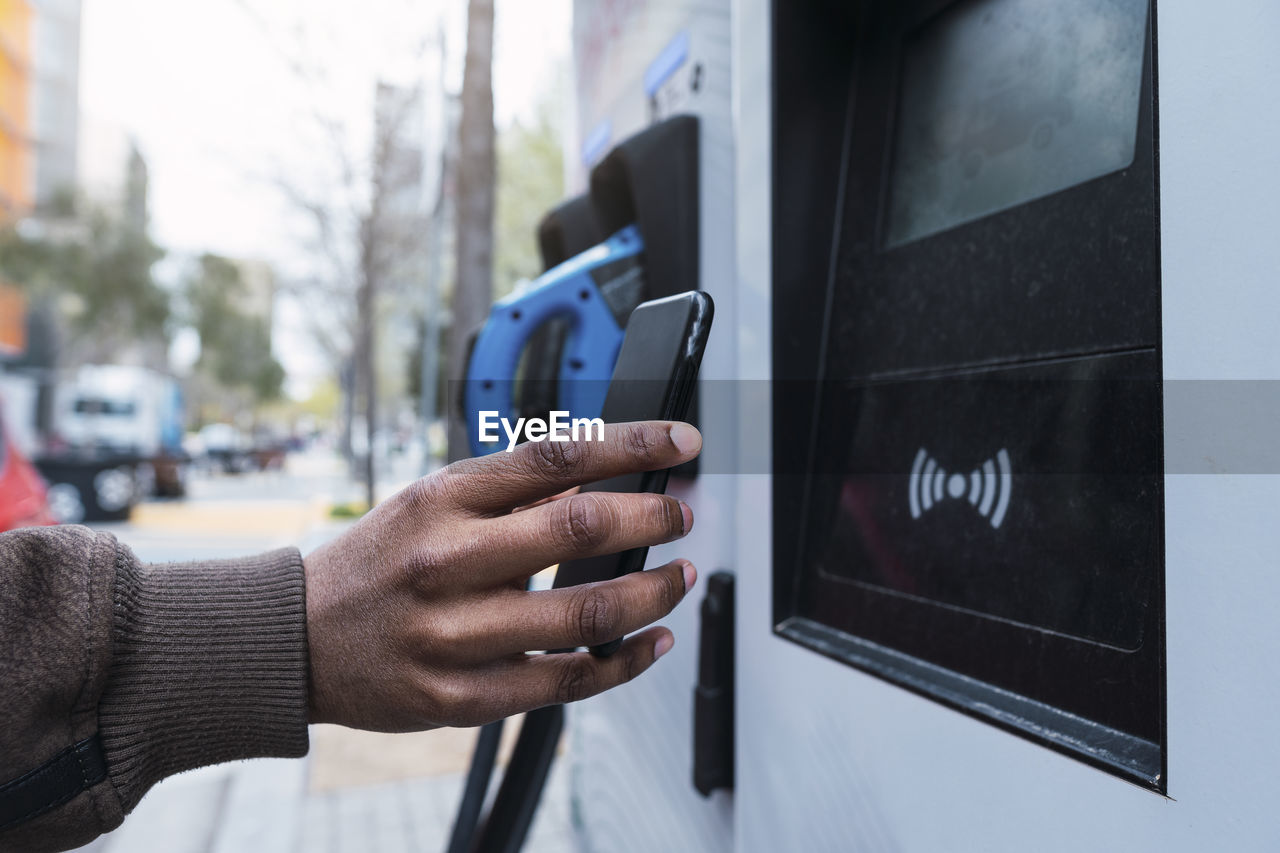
{"left": 908, "top": 447, "right": 1013, "bottom": 529}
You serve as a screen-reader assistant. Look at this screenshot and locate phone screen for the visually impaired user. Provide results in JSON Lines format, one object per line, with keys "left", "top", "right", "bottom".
{"left": 552, "top": 291, "right": 714, "bottom": 651}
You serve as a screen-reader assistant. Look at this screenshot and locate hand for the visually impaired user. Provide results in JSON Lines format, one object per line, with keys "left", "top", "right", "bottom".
{"left": 303, "top": 420, "right": 702, "bottom": 732}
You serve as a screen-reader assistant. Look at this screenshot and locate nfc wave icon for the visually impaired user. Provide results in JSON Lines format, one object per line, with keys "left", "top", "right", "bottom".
{"left": 908, "top": 447, "right": 1013, "bottom": 529}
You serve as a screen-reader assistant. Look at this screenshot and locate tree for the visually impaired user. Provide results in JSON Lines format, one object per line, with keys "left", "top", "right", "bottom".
{"left": 184, "top": 254, "right": 285, "bottom": 406}
{"left": 446, "top": 0, "right": 496, "bottom": 461}
{"left": 276, "top": 81, "right": 427, "bottom": 507}
{"left": 235, "top": 2, "right": 435, "bottom": 508}
{"left": 494, "top": 94, "right": 567, "bottom": 297}
{"left": 0, "top": 196, "right": 169, "bottom": 368}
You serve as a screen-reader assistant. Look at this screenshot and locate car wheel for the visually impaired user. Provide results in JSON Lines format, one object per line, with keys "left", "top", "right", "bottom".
{"left": 46, "top": 483, "right": 85, "bottom": 524}
{"left": 95, "top": 467, "right": 136, "bottom": 512}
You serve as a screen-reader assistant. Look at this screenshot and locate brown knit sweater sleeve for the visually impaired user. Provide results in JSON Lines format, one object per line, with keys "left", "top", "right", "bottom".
{"left": 0, "top": 526, "right": 310, "bottom": 853}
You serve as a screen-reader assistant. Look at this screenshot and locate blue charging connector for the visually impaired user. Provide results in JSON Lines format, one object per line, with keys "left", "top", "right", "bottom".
{"left": 465, "top": 226, "right": 643, "bottom": 456}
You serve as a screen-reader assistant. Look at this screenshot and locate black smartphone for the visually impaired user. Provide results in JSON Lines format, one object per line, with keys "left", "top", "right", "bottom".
{"left": 552, "top": 290, "right": 714, "bottom": 656}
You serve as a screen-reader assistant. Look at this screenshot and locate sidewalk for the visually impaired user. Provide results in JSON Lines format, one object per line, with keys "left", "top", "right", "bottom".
{"left": 74, "top": 731, "right": 573, "bottom": 853}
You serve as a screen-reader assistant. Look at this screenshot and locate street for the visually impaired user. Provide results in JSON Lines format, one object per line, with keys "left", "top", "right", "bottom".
{"left": 72, "top": 450, "right": 573, "bottom": 853}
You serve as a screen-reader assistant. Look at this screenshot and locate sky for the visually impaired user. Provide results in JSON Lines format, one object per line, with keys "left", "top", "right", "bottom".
{"left": 79, "top": 0, "right": 572, "bottom": 396}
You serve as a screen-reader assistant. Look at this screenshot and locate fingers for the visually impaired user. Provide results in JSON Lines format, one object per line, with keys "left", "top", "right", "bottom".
{"left": 436, "top": 560, "right": 695, "bottom": 661}
{"left": 469, "top": 490, "right": 693, "bottom": 582}
{"left": 444, "top": 421, "right": 702, "bottom": 515}
{"left": 491, "top": 626, "right": 674, "bottom": 715}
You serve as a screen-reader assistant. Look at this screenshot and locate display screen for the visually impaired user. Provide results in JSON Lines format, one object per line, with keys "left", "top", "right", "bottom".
{"left": 773, "top": 0, "right": 1165, "bottom": 784}
{"left": 885, "top": 0, "right": 1149, "bottom": 247}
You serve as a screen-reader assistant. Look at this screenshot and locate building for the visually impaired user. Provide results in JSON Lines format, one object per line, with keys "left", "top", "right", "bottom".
{"left": 0, "top": 0, "right": 32, "bottom": 216}
{"left": 29, "top": 0, "right": 79, "bottom": 211}
{"left": 374, "top": 80, "right": 431, "bottom": 432}
{"left": 0, "top": 0, "right": 31, "bottom": 362}
{"left": 77, "top": 112, "right": 142, "bottom": 222}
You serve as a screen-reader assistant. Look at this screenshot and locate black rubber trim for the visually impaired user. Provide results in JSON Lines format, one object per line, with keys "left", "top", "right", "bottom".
{"left": 0, "top": 734, "right": 108, "bottom": 831}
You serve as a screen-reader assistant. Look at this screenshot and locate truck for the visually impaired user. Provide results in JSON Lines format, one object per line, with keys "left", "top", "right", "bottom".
{"left": 37, "top": 365, "right": 188, "bottom": 523}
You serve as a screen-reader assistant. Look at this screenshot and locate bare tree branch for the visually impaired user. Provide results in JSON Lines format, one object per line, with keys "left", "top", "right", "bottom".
{"left": 229, "top": 1, "right": 444, "bottom": 504}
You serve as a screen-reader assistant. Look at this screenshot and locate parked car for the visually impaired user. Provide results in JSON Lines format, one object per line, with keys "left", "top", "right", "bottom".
{"left": 34, "top": 452, "right": 142, "bottom": 525}
{"left": 0, "top": 404, "right": 55, "bottom": 531}
{"left": 199, "top": 423, "right": 253, "bottom": 473}
{"left": 250, "top": 439, "right": 288, "bottom": 471}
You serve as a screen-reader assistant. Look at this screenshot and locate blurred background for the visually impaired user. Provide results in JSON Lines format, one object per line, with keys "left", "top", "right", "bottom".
{"left": 0, "top": 0, "right": 575, "bottom": 849}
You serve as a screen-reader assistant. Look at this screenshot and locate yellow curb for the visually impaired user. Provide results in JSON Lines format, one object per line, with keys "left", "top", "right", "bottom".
{"left": 129, "top": 501, "right": 319, "bottom": 537}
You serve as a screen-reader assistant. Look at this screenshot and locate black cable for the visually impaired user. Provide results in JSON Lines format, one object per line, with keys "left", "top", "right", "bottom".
{"left": 445, "top": 719, "right": 505, "bottom": 853}
{"left": 470, "top": 704, "right": 565, "bottom": 853}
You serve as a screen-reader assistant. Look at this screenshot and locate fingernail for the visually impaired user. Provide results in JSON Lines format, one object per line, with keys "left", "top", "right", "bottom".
{"left": 669, "top": 423, "right": 702, "bottom": 456}
{"left": 654, "top": 634, "right": 674, "bottom": 660}
{"left": 682, "top": 560, "right": 697, "bottom": 591}
{"left": 679, "top": 502, "right": 694, "bottom": 535}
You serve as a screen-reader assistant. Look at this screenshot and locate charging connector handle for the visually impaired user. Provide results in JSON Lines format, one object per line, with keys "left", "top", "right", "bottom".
{"left": 464, "top": 227, "right": 642, "bottom": 456}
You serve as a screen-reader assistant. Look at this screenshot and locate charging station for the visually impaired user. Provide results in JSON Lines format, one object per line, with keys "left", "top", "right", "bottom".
{"left": 735, "top": 1, "right": 1280, "bottom": 851}
{"left": 458, "top": 0, "right": 1280, "bottom": 850}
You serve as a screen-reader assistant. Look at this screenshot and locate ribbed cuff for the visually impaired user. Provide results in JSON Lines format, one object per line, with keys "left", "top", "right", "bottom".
{"left": 98, "top": 544, "right": 311, "bottom": 813}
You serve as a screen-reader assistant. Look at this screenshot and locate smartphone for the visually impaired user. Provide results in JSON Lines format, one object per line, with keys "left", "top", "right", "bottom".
{"left": 551, "top": 291, "right": 714, "bottom": 656}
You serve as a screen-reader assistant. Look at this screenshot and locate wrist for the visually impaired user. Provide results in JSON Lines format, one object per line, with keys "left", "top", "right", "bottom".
{"left": 98, "top": 543, "right": 311, "bottom": 812}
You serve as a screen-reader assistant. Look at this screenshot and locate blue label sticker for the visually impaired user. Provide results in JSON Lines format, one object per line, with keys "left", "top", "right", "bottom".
{"left": 644, "top": 29, "right": 690, "bottom": 97}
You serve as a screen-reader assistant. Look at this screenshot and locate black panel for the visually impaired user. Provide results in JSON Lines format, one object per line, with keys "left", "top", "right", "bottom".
{"left": 515, "top": 114, "right": 701, "bottom": 436}
{"left": 772, "top": 0, "right": 1165, "bottom": 790}
{"left": 537, "top": 194, "right": 603, "bottom": 269}
{"left": 588, "top": 114, "right": 703, "bottom": 479}
{"left": 589, "top": 114, "right": 700, "bottom": 302}
{"left": 807, "top": 354, "right": 1161, "bottom": 653}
